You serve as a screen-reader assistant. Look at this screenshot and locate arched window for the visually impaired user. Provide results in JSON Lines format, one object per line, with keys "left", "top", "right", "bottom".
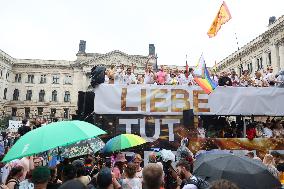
{"left": 26, "top": 90, "right": 32, "bottom": 101}
{"left": 39, "top": 90, "right": 45, "bottom": 102}
{"left": 52, "top": 90, "right": 57, "bottom": 102}
{"left": 13, "top": 89, "right": 19, "bottom": 101}
{"left": 64, "top": 91, "right": 70, "bottom": 102}
{"left": 3, "top": 88, "right": 7, "bottom": 100}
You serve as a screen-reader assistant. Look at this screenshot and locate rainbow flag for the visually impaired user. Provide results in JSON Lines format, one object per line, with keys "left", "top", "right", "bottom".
{"left": 194, "top": 55, "right": 218, "bottom": 94}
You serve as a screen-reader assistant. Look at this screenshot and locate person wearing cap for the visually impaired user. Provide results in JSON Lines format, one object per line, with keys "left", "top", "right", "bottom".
{"left": 132, "top": 154, "right": 143, "bottom": 179}
{"left": 31, "top": 166, "right": 51, "bottom": 189}
{"left": 71, "top": 160, "right": 91, "bottom": 186}
{"left": 112, "top": 153, "right": 127, "bottom": 180}
{"left": 97, "top": 167, "right": 121, "bottom": 189}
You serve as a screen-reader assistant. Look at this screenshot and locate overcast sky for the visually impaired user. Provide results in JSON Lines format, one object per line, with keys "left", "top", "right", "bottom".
{"left": 0, "top": 0, "right": 283, "bottom": 67}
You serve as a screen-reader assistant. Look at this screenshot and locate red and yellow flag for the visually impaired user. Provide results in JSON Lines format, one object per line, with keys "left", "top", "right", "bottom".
{"left": 207, "top": 1, "right": 232, "bottom": 38}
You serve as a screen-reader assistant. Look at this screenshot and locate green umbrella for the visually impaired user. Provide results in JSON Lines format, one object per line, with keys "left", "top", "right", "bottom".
{"left": 2, "top": 120, "right": 106, "bottom": 162}
{"left": 102, "top": 134, "right": 146, "bottom": 153}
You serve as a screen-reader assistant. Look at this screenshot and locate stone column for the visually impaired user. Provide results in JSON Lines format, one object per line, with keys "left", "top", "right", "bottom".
{"left": 262, "top": 52, "right": 268, "bottom": 70}
{"left": 252, "top": 58, "right": 257, "bottom": 72}
{"left": 279, "top": 44, "right": 284, "bottom": 71}
{"left": 270, "top": 44, "right": 280, "bottom": 72}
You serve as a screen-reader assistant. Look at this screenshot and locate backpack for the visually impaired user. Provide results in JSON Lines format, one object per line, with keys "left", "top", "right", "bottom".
{"left": 184, "top": 176, "right": 210, "bottom": 189}
{"left": 7, "top": 179, "right": 20, "bottom": 189}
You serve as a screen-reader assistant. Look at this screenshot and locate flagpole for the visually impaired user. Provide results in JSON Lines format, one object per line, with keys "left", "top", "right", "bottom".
{"left": 185, "top": 54, "right": 189, "bottom": 78}
{"left": 234, "top": 32, "right": 240, "bottom": 50}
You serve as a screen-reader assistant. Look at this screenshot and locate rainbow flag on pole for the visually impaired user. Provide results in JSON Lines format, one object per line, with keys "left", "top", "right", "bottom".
{"left": 194, "top": 55, "right": 218, "bottom": 94}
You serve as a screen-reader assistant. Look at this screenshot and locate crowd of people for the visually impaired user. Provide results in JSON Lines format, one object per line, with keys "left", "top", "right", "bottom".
{"left": 102, "top": 63, "right": 284, "bottom": 87}
{"left": 0, "top": 116, "right": 283, "bottom": 188}
{"left": 0, "top": 142, "right": 283, "bottom": 189}
{"left": 197, "top": 116, "right": 284, "bottom": 139}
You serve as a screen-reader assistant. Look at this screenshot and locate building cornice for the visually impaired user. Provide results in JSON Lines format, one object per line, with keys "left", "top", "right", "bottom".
{"left": 0, "top": 50, "right": 15, "bottom": 65}
{"left": 13, "top": 63, "right": 74, "bottom": 70}
{"left": 79, "top": 50, "right": 153, "bottom": 66}
{"left": 216, "top": 15, "right": 284, "bottom": 72}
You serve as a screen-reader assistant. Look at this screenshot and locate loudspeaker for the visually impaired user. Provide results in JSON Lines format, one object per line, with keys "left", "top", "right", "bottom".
{"left": 77, "top": 91, "right": 85, "bottom": 116}
{"left": 183, "top": 109, "right": 194, "bottom": 128}
{"left": 77, "top": 91, "right": 95, "bottom": 121}
{"left": 90, "top": 66, "right": 106, "bottom": 88}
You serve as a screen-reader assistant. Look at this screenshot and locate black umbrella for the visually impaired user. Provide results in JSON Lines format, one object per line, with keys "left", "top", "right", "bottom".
{"left": 193, "top": 153, "right": 281, "bottom": 189}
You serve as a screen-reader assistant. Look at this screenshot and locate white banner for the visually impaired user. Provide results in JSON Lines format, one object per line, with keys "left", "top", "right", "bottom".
{"left": 8, "top": 120, "right": 22, "bottom": 132}
{"left": 94, "top": 84, "right": 284, "bottom": 116}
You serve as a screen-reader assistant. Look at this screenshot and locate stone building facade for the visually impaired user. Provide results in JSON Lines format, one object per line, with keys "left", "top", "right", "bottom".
{"left": 216, "top": 15, "right": 284, "bottom": 76}
{"left": 0, "top": 42, "right": 158, "bottom": 120}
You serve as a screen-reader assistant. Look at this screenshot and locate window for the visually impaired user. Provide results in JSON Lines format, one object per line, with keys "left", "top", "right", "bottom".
{"left": 256, "top": 57, "right": 263, "bottom": 71}
{"left": 25, "top": 107, "right": 30, "bottom": 118}
{"left": 27, "top": 74, "right": 34, "bottom": 83}
{"left": 13, "top": 89, "right": 19, "bottom": 101}
{"left": 64, "top": 91, "right": 70, "bottom": 102}
{"left": 39, "top": 90, "right": 45, "bottom": 102}
{"left": 40, "top": 75, "right": 47, "bottom": 84}
{"left": 239, "top": 64, "right": 243, "bottom": 76}
{"left": 37, "top": 107, "right": 43, "bottom": 116}
{"left": 6, "top": 72, "right": 9, "bottom": 80}
{"left": 63, "top": 108, "right": 69, "bottom": 119}
{"left": 52, "top": 75, "right": 60, "bottom": 84}
{"left": 51, "top": 108, "right": 56, "bottom": 117}
{"left": 0, "top": 70, "right": 2, "bottom": 78}
{"left": 247, "top": 63, "right": 253, "bottom": 73}
{"left": 268, "top": 52, "right": 272, "bottom": 66}
{"left": 64, "top": 75, "right": 72, "bottom": 84}
{"left": 3, "top": 88, "right": 7, "bottom": 100}
{"left": 14, "top": 73, "right": 22, "bottom": 83}
{"left": 52, "top": 90, "right": 57, "bottom": 102}
{"left": 12, "top": 107, "right": 17, "bottom": 117}
{"left": 250, "top": 63, "right": 253, "bottom": 73}
{"left": 260, "top": 57, "right": 263, "bottom": 69}
{"left": 26, "top": 90, "right": 32, "bottom": 101}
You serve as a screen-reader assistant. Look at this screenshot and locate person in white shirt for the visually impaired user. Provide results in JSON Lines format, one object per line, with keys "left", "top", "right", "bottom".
{"left": 187, "top": 68, "right": 195, "bottom": 86}
{"left": 114, "top": 64, "right": 125, "bottom": 84}
{"left": 144, "top": 64, "right": 156, "bottom": 84}
{"left": 263, "top": 122, "right": 273, "bottom": 138}
{"left": 124, "top": 65, "right": 137, "bottom": 84}
{"left": 230, "top": 70, "right": 240, "bottom": 86}
{"left": 178, "top": 70, "right": 188, "bottom": 85}
{"left": 253, "top": 71, "right": 268, "bottom": 87}
{"left": 264, "top": 67, "right": 280, "bottom": 86}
